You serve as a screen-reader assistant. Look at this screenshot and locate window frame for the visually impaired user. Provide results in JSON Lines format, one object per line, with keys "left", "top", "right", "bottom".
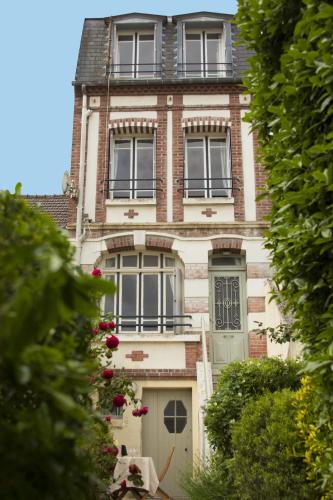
{"left": 103, "top": 252, "right": 184, "bottom": 334}
{"left": 115, "top": 29, "right": 156, "bottom": 79}
{"left": 109, "top": 135, "right": 156, "bottom": 200}
{"left": 184, "top": 134, "right": 231, "bottom": 199}
{"left": 183, "top": 28, "right": 224, "bottom": 78}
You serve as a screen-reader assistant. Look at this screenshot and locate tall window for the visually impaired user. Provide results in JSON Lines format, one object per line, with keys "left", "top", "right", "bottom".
{"left": 185, "top": 136, "right": 231, "bottom": 198}
{"left": 185, "top": 31, "right": 222, "bottom": 77}
{"left": 109, "top": 137, "right": 155, "bottom": 199}
{"left": 103, "top": 253, "right": 185, "bottom": 333}
{"left": 116, "top": 32, "right": 155, "bottom": 78}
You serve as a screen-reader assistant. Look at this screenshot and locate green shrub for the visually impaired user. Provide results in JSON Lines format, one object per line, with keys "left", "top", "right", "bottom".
{"left": 0, "top": 188, "right": 115, "bottom": 499}
{"left": 182, "top": 457, "right": 236, "bottom": 500}
{"left": 205, "top": 357, "right": 302, "bottom": 456}
{"left": 232, "top": 389, "right": 318, "bottom": 500}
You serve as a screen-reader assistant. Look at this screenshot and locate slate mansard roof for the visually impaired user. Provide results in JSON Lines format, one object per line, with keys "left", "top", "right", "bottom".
{"left": 75, "top": 11, "right": 252, "bottom": 85}
{"left": 23, "top": 195, "right": 69, "bottom": 229}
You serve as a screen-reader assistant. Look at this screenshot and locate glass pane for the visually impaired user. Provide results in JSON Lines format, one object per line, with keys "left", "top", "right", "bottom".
{"left": 214, "top": 276, "right": 241, "bottom": 331}
{"left": 209, "top": 139, "right": 229, "bottom": 197}
{"left": 164, "top": 400, "right": 175, "bottom": 416}
{"left": 212, "top": 256, "right": 242, "bottom": 266}
{"left": 143, "top": 255, "right": 159, "bottom": 267}
{"left": 117, "top": 35, "right": 134, "bottom": 77}
{"left": 206, "top": 34, "right": 221, "bottom": 76}
{"left": 186, "top": 139, "right": 206, "bottom": 197}
{"left": 136, "top": 139, "right": 154, "bottom": 198}
{"left": 121, "top": 274, "right": 137, "bottom": 331}
{"left": 104, "top": 275, "right": 115, "bottom": 314}
{"left": 164, "top": 257, "right": 175, "bottom": 268}
{"left": 138, "top": 34, "right": 155, "bottom": 77}
{"left": 176, "top": 400, "right": 186, "bottom": 417}
{"left": 175, "top": 417, "right": 187, "bottom": 433}
{"left": 122, "top": 255, "right": 138, "bottom": 267}
{"left": 143, "top": 274, "right": 159, "bottom": 331}
{"left": 165, "top": 274, "right": 174, "bottom": 330}
{"left": 185, "top": 33, "right": 202, "bottom": 76}
{"left": 105, "top": 258, "right": 116, "bottom": 268}
{"left": 164, "top": 417, "right": 175, "bottom": 433}
{"left": 113, "top": 140, "right": 131, "bottom": 198}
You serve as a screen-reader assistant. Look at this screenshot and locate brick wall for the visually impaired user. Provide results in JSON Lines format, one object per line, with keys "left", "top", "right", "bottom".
{"left": 69, "top": 83, "right": 258, "bottom": 226}
{"left": 248, "top": 332, "right": 267, "bottom": 358}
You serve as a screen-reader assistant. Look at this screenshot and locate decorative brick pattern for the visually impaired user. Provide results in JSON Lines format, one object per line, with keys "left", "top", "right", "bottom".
{"left": 247, "top": 296, "right": 266, "bottom": 313}
{"left": 212, "top": 237, "right": 242, "bottom": 253}
{"left": 112, "top": 368, "right": 196, "bottom": 379}
{"left": 247, "top": 263, "right": 271, "bottom": 279}
{"left": 185, "top": 342, "right": 203, "bottom": 368}
{"left": 253, "top": 131, "right": 271, "bottom": 221}
{"left": 248, "top": 331, "right": 267, "bottom": 358}
{"left": 184, "top": 297, "right": 209, "bottom": 313}
{"left": 184, "top": 264, "right": 208, "bottom": 279}
{"left": 106, "top": 235, "right": 135, "bottom": 253}
{"left": 145, "top": 235, "right": 174, "bottom": 252}
{"left": 124, "top": 209, "right": 139, "bottom": 219}
{"left": 229, "top": 93, "right": 245, "bottom": 221}
{"left": 201, "top": 208, "right": 217, "bottom": 218}
{"left": 125, "top": 350, "right": 149, "bottom": 362}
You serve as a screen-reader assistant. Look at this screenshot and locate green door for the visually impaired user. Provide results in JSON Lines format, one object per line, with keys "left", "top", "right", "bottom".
{"left": 210, "top": 270, "right": 247, "bottom": 368}
{"left": 142, "top": 389, "right": 192, "bottom": 499}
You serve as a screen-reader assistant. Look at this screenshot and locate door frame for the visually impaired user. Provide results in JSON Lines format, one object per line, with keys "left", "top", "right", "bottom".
{"left": 208, "top": 255, "right": 248, "bottom": 367}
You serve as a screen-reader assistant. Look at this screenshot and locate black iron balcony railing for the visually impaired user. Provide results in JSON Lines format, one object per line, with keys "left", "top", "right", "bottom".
{"left": 110, "top": 63, "right": 162, "bottom": 78}
{"left": 177, "top": 177, "right": 238, "bottom": 198}
{"left": 105, "top": 178, "right": 163, "bottom": 200}
{"left": 112, "top": 315, "right": 192, "bottom": 334}
{"left": 177, "top": 62, "right": 234, "bottom": 78}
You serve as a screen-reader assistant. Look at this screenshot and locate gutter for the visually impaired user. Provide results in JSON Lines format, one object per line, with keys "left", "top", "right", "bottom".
{"left": 75, "top": 85, "right": 93, "bottom": 264}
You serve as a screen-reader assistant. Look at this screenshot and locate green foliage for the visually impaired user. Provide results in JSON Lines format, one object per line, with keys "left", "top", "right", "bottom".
{"left": 205, "top": 357, "right": 302, "bottom": 456}
{"left": 237, "top": 0, "right": 333, "bottom": 490}
{"left": 0, "top": 189, "right": 115, "bottom": 499}
{"left": 182, "top": 458, "right": 236, "bottom": 500}
{"left": 232, "top": 390, "right": 317, "bottom": 499}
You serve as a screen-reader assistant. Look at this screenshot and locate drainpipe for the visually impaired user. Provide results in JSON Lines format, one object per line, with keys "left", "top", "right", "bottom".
{"left": 75, "top": 85, "right": 92, "bottom": 264}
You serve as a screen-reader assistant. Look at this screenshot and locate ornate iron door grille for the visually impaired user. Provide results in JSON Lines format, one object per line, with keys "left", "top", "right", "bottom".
{"left": 214, "top": 276, "right": 241, "bottom": 331}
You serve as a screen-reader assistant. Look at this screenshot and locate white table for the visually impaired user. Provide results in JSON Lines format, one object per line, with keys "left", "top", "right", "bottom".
{"left": 110, "top": 456, "right": 159, "bottom": 498}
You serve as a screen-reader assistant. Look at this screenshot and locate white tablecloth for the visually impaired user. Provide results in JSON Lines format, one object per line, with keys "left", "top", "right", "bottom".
{"left": 110, "top": 456, "right": 159, "bottom": 495}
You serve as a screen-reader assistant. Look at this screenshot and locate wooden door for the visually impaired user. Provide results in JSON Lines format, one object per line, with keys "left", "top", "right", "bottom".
{"left": 142, "top": 389, "right": 192, "bottom": 499}
{"left": 210, "top": 271, "right": 247, "bottom": 368}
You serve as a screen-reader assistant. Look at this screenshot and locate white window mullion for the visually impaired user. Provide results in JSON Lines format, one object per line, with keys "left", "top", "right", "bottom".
{"left": 204, "top": 138, "right": 209, "bottom": 198}
{"left": 207, "top": 137, "right": 212, "bottom": 198}
{"left": 131, "top": 138, "right": 135, "bottom": 200}
{"left": 201, "top": 32, "right": 205, "bottom": 77}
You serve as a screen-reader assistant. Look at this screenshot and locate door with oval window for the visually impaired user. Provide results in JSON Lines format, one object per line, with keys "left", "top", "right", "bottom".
{"left": 209, "top": 255, "right": 248, "bottom": 368}
{"left": 142, "top": 389, "right": 192, "bottom": 499}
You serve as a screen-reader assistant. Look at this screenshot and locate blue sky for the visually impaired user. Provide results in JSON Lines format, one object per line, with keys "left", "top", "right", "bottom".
{"left": 0, "top": 0, "right": 237, "bottom": 194}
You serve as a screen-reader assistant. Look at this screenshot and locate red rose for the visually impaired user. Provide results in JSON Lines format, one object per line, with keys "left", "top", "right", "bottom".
{"left": 102, "top": 369, "right": 114, "bottom": 379}
{"left": 104, "top": 415, "right": 112, "bottom": 422}
{"left": 113, "top": 394, "right": 126, "bottom": 407}
{"left": 91, "top": 267, "right": 102, "bottom": 277}
{"left": 110, "top": 446, "right": 119, "bottom": 456}
{"left": 107, "top": 321, "right": 116, "bottom": 330}
{"left": 129, "top": 464, "right": 141, "bottom": 475}
{"left": 102, "top": 447, "right": 111, "bottom": 455}
{"left": 92, "top": 327, "right": 99, "bottom": 336}
{"left": 99, "top": 321, "right": 109, "bottom": 331}
{"left": 120, "top": 480, "right": 127, "bottom": 490}
{"left": 105, "top": 335, "right": 119, "bottom": 349}
{"left": 132, "top": 409, "right": 140, "bottom": 417}
{"left": 139, "top": 406, "right": 149, "bottom": 416}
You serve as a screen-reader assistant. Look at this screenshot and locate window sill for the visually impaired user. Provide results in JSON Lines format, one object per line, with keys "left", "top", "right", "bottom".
{"left": 106, "top": 198, "right": 157, "bottom": 206}
{"left": 183, "top": 197, "right": 234, "bottom": 206}
{"left": 115, "top": 334, "right": 200, "bottom": 342}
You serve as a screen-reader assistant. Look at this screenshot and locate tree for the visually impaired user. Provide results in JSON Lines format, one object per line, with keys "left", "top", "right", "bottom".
{"left": 237, "top": 0, "right": 333, "bottom": 493}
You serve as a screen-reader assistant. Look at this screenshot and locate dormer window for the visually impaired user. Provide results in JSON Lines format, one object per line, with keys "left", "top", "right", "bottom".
{"left": 185, "top": 31, "right": 222, "bottom": 77}
{"left": 115, "top": 31, "right": 156, "bottom": 78}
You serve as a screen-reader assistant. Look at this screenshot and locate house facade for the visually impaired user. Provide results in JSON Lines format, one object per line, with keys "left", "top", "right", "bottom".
{"left": 67, "top": 12, "right": 283, "bottom": 498}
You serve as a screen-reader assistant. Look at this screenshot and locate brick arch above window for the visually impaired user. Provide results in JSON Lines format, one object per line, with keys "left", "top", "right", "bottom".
{"left": 145, "top": 235, "right": 174, "bottom": 252}
{"left": 109, "top": 119, "right": 158, "bottom": 135}
{"left": 106, "top": 235, "right": 135, "bottom": 253}
{"left": 182, "top": 117, "right": 231, "bottom": 134}
{"left": 212, "top": 237, "right": 242, "bottom": 253}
